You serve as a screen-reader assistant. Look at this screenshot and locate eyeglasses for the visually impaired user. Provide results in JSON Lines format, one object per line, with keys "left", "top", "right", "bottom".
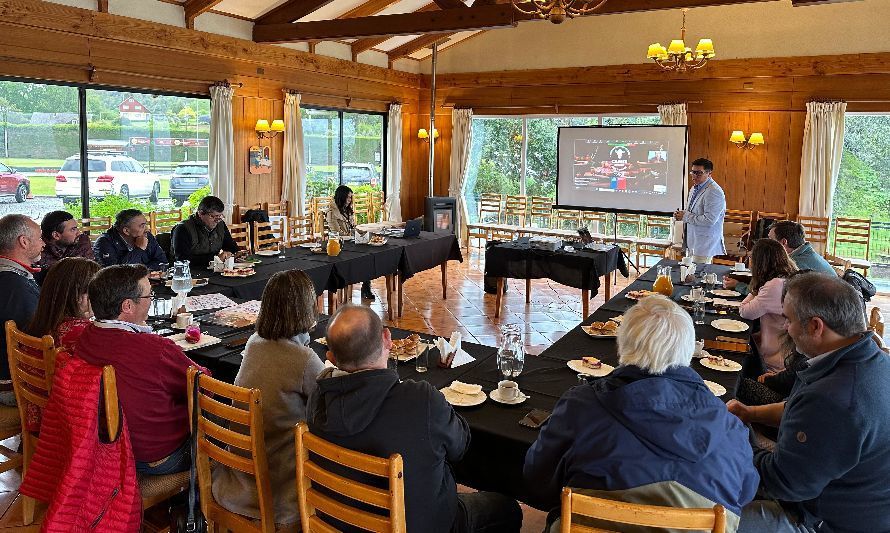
{"left": 133, "top": 291, "right": 156, "bottom": 300}
{"left": 689, "top": 170, "right": 706, "bottom": 176}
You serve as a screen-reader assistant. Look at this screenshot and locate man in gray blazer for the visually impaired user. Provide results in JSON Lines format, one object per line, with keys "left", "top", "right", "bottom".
{"left": 674, "top": 158, "right": 726, "bottom": 264}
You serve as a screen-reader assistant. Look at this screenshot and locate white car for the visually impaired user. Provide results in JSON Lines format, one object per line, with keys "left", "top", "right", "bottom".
{"left": 55, "top": 153, "right": 161, "bottom": 204}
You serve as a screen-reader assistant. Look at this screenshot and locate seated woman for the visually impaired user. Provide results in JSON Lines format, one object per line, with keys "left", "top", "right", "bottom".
{"left": 739, "top": 239, "right": 797, "bottom": 373}
{"left": 326, "top": 185, "right": 374, "bottom": 300}
{"left": 524, "top": 295, "right": 758, "bottom": 532}
{"left": 212, "top": 270, "right": 325, "bottom": 527}
{"left": 28, "top": 257, "right": 100, "bottom": 351}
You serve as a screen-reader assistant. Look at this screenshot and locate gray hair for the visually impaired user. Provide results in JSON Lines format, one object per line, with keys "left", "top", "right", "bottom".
{"left": 0, "top": 214, "right": 35, "bottom": 254}
{"left": 783, "top": 272, "right": 866, "bottom": 336}
{"left": 327, "top": 305, "right": 383, "bottom": 370}
{"left": 617, "top": 295, "right": 695, "bottom": 375}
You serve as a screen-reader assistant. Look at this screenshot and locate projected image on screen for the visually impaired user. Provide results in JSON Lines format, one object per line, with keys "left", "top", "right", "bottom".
{"left": 572, "top": 140, "right": 669, "bottom": 195}
{"left": 557, "top": 126, "right": 688, "bottom": 215}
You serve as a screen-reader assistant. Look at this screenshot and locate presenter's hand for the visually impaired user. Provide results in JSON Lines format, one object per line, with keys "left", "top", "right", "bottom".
{"left": 722, "top": 276, "right": 738, "bottom": 289}
{"left": 674, "top": 210, "right": 685, "bottom": 221}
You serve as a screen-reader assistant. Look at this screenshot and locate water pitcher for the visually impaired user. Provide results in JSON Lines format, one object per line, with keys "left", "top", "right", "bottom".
{"left": 168, "top": 260, "right": 192, "bottom": 294}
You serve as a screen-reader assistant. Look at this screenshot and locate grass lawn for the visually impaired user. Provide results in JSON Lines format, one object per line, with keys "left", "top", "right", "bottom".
{"left": 28, "top": 175, "right": 171, "bottom": 199}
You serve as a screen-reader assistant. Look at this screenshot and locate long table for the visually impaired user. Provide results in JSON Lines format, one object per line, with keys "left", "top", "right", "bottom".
{"left": 175, "top": 258, "right": 751, "bottom": 508}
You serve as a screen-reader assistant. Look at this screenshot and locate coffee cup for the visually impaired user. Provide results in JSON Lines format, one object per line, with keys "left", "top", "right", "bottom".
{"left": 497, "top": 380, "right": 519, "bottom": 400}
{"left": 681, "top": 256, "right": 693, "bottom": 266}
{"left": 734, "top": 262, "right": 747, "bottom": 271}
{"left": 694, "top": 340, "right": 705, "bottom": 356}
{"left": 175, "top": 312, "right": 194, "bottom": 329}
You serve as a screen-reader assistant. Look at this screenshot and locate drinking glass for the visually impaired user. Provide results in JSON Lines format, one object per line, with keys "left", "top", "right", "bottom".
{"left": 497, "top": 325, "right": 525, "bottom": 379}
{"left": 693, "top": 299, "right": 706, "bottom": 325}
{"left": 278, "top": 240, "right": 286, "bottom": 259}
{"left": 704, "top": 272, "right": 717, "bottom": 292}
{"left": 415, "top": 344, "right": 429, "bottom": 373}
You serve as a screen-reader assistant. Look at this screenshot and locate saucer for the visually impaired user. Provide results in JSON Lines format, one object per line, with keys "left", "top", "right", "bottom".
{"left": 489, "top": 389, "right": 528, "bottom": 405}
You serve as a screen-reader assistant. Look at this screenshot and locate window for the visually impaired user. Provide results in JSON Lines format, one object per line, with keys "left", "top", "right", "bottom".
{"left": 0, "top": 79, "right": 80, "bottom": 218}
{"left": 302, "top": 107, "right": 386, "bottom": 222}
{"left": 837, "top": 114, "right": 890, "bottom": 290}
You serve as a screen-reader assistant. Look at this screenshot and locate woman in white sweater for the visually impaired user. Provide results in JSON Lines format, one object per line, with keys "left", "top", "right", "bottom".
{"left": 212, "top": 270, "right": 324, "bottom": 526}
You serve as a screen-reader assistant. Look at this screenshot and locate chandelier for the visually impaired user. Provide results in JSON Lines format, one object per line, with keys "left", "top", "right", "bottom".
{"left": 511, "top": 0, "right": 608, "bottom": 24}
{"left": 646, "top": 9, "right": 715, "bottom": 71}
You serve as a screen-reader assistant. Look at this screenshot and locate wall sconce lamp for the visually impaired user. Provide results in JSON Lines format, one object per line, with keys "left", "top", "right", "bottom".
{"left": 418, "top": 128, "right": 439, "bottom": 140}
{"left": 256, "top": 119, "right": 285, "bottom": 139}
{"left": 730, "top": 130, "right": 764, "bottom": 149}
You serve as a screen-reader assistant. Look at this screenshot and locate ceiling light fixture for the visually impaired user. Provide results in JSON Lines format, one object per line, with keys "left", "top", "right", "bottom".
{"left": 511, "top": 0, "right": 608, "bottom": 24}
{"left": 647, "top": 9, "right": 715, "bottom": 72}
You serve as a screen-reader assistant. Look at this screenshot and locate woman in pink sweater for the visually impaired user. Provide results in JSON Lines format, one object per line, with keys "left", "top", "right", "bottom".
{"left": 739, "top": 239, "right": 798, "bottom": 372}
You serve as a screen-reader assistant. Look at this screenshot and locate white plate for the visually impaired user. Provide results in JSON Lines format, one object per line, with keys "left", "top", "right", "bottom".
{"left": 221, "top": 271, "right": 255, "bottom": 278}
{"left": 168, "top": 333, "right": 221, "bottom": 351}
{"left": 700, "top": 357, "right": 743, "bottom": 372}
{"left": 232, "top": 262, "right": 255, "bottom": 269}
{"left": 581, "top": 325, "right": 617, "bottom": 338}
{"left": 298, "top": 242, "right": 319, "bottom": 248}
{"left": 255, "top": 250, "right": 279, "bottom": 256}
{"left": 368, "top": 240, "right": 388, "bottom": 247}
{"left": 731, "top": 271, "right": 752, "bottom": 277}
{"left": 567, "top": 359, "right": 615, "bottom": 377}
{"left": 440, "top": 387, "right": 487, "bottom": 407}
{"left": 390, "top": 343, "right": 431, "bottom": 362}
{"left": 710, "top": 289, "right": 741, "bottom": 298}
{"left": 703, "top": 380, "right": 727, "bottom": 396}
{"left": 681, "top": 294, "right": 714, "bottom": 303}
{"left": 489, "top": 389, "right": 529, "bottom": 405}
{"left": 711, "top": 319, "right": 750, "bottom": 333}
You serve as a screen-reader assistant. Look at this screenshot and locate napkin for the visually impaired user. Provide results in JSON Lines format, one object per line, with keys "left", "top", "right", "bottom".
{"left": 354, "top": 229, "right": 370, "bottom": 244}
{"left": 435, "top": 332, "right": 474, "bottom": 368}
{"left": 449, "top": 381, "right": 482, "bottom": 395}
{"left": 210, "top": 256, "right": 224, "bottom": 272}
{"left": 680, "top": 263, "right": 697, "bottom": 280}
{"left": 225, "top": 256, "right": 235, "bottom": 270}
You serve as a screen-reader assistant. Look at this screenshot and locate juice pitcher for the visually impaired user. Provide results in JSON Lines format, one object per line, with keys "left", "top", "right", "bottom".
{"left": 653, "top": 265, "right": 674, "bottom": 297}
{"left": 326, "top": 231, "right": 341, "bottom": 256}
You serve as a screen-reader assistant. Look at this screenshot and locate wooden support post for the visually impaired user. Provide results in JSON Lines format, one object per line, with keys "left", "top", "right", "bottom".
{"left": 495, "top": 277, "right": 504, "bottom": 318}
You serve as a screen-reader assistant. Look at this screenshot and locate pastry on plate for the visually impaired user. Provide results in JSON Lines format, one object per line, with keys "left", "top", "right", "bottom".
{"left": 582, "top": 356, "right": 603, "bottom": 369}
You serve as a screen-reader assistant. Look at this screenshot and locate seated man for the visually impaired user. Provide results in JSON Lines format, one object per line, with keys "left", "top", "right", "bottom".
{"left": 75, "top": 264, "right": 207, "bottom": 474}
{"left": 93, "top": 209, "right": 167, "bottom": 270}
{"left": 36, "top": 210, "right": 94, "bottom": 284}
{"left": 308, "top": 305, "right": 522, "bottom": 533}
{"left": 725, "top": 220, "right": 834, "bottom": 296}
{"left": 0, "top": 214, "right": 43, "bottom": 405}
{"left": 730, "top": 272, "right": 890, "bottom": 533}
{"left": 171, "top": 195, "right": 240, "bottom": 267}
{"left": 524, "top": 295, "right": 758, "bottom": 532}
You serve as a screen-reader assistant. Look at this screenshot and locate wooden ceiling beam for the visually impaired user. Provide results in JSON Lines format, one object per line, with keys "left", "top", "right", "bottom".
{"left": 255, "top": 0, "right": 337, "bottom": 25}
{"left": 351, "top": 3, "right": 439, "bottom": 58}
{"left": 254, "top": 4, "right": 523, "bottom": 42}
{"left": 388, "top": 33, "right": 453, "bottom": 61}
{"left": 338, "top": 0, "right": 402, "bottom": 19}
{"left": 432, "top": 0, "right": 468, "bottom": 8}
{"left": 184, "top": 0, "right": 224, "bottom": 29}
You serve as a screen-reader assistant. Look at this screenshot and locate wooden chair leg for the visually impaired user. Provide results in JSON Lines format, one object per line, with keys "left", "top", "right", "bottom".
{"left": 327, "top": 291, "right": 336, "bottom": 314}
{"left": 22, "top": 495, "right": 34, "bottom": 526}
{"left": 495, "top": 278, "right": 504, "bottom": 318}
{"left": 526, "top": 278, "right": 531, "bottom": 304}
{"left": 398, "top": 274, "right": 404, "bottom": 318}
{"left": 441, "top": 262, "right": 448, "bottom": 299}
{"left": 386, "top": 274, "right": 394, "bottom": 321}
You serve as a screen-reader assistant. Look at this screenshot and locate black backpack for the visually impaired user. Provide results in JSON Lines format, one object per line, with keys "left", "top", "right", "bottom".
{"left": 842, "top": 269, "right": 876, "bottom": 302}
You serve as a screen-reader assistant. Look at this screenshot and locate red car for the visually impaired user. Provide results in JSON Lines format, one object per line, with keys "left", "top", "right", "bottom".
{"left": 0, "top": 162, "right": 30, "bottom": 203}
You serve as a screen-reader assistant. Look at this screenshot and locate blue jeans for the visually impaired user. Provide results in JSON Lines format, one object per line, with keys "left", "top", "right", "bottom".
{"left": 135, "top": 438, "right": 191, "bottom": 475}
{"left": 452, "top": 492, "right": 522, "bottom": 533}
{"left": 738, "top": 500, "right": 816, "bottom": 533}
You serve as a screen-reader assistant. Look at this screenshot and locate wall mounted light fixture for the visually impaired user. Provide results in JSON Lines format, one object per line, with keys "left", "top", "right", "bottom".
{"left": 418, "top": 128, "right": 439, "bottom": 140}
{"left": 730, "top": 130, "right": 764, "bottom": 149}
{"left": 256, "top": 119, "right": 285, "bottom": 139}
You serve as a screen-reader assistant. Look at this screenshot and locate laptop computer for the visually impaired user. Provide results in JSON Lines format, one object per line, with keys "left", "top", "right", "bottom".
{"left": 402, "top": 218, "right": 422, "bottom": 238}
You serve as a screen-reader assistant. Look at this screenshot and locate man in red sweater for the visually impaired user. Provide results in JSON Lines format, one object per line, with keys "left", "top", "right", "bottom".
{"left": 75, "top": 264, "right": 207, "bottom": 475}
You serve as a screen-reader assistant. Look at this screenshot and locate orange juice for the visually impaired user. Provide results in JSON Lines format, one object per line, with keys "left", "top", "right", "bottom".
{"left": 326, "top": 238, "right": 341, "bottom": 256}
{"left": 653, "top": 275, "right": 674, "bottom": 297}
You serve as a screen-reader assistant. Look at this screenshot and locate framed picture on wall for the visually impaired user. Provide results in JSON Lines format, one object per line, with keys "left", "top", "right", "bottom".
{"left": 249, "top": 146, "right": 272, "bottom": 175}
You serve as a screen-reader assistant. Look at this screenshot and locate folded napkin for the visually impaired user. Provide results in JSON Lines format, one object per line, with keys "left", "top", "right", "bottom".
{"left": 354, "top": 229, "right": 370, "bottom": 244}
{"left": 210, "top": 256, "right": 235, "bottom": 272}
{"left": 435, "top": 332, "right": 475, "bottom": 368}
{"left": 449, "top": 381, "right": 482, "bottom": 396}
{"left": 680, "top": 263, "right": 697, "bottom": 280}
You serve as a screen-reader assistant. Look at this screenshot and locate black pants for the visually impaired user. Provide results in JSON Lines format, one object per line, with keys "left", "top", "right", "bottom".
{"left": 452, "top": 492, "right": 523, "bottom": 533}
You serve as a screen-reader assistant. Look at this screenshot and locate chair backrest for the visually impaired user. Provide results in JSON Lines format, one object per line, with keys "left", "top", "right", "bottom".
{"left": 287, "top": 215, "right": 315, "bottom": 246}
{"left": 644, "top": 215, "right": 673, "bottom": 239}
{"left": 233, "top": 203, "right": 263, "bottom": 224}
{"left": 228, "top": 222, "right": 251, "bottom": 253}
{"left": 529, "top": 196, "right": 553, "bottom": 227}
{"left": 353, "top": 192, "right": 371, "bottom": 225}
{"left": 311, "top": 197, "right": 333, "bottom": 233}
{"left": 723, "top": 209, "right": 753, "bottom": 255}
{"left": 263, "top": 201, "right": 289, "bottom": 218}
{"left": 833, "top": 217, "right": 872, "bottom": 259}
{"left": 615, "top": 213, "right": 641, "bottom": 237}
{"left": 581, "top": 211, "right": 609, "bottom": 234}
{"left": 795, "top": 215, "right": 830, "bottom": 251}
{"left": 478, "top": 194, "right": 502, "bottom": 224}
{"left": 369, "top": 190, "right": 385, "bottom": 222}
{"left": 5, "top": 320, "right": 56, "bottom": 429}
{"left": 251, "top": 219, "right": 284, "bottom": 252}
{"left": 150, "top": 209, "right": 183, "bottom": 235}
{"left": 187, "top": 367, "right": 275, "bottom": 533}
{"left": 504, "top": 195, "right": 528, "bottom": 225}
{"left": 560, "top": 487, "right": 726, "bottom": 533}
{"left": 81, "top": 216, "right": 112, "bottom": 241}
{"left": 755, "top": 211, "right": 788, "bottom": 223}
{"left": 295, "top": 422, "right": 406, "bottom": 533}
{"left": 870, "top": 307, "right": 885, "bottom": 339}
{"left": 553, "top": 209, "right": 581, "bottom": 230}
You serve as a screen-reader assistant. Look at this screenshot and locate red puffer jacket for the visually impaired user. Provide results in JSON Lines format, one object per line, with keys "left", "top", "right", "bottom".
{"left": 20, "top": 354, "right": 141, "bottom": 532}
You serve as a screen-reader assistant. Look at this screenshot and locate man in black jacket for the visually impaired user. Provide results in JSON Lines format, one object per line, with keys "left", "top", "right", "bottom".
{"left": 171, "top": 195, "right": 239, "bottom": 267}
{"left": 93, "top": 209, "right": 167, "bottom": 270}
{"left": 308, "top": 305, "right": 522, "bottom": 533}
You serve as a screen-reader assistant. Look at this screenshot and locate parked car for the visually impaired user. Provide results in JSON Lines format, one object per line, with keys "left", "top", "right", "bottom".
{"left": 341, "top": 163, "right": 380, "bottom": 188}
{"left": 168, "top": 161, "right": 209, "bottom": 206}
{"left": 0, "top": 161, "right": 30, "bottom": 203}
{"left": 55, "top": 153, "right": 161, "bottom": 204}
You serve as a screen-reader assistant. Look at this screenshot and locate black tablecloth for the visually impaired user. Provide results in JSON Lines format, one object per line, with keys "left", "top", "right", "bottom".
{"left": 484, "top": 239, "right": 628, "bottom": 296}
{"left": 398, "top": 232, "right": 463, "bottom": 279}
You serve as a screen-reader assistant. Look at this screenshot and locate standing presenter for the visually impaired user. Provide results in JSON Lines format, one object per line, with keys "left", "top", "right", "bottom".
{"left": 674, "top": 158, "right": 726, "bottom": 264}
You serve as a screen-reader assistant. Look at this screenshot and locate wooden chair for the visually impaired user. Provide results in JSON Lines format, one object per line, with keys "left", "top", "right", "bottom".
{"left": 229, "top": 222, "right": 252, "bottom": 253}
{"left": 369, "top": 190, "right": 385, "bottom": 222}
{"left": 353, "top": 192, "right": 371, "bottom": 225}
{"left": 723, "top": 209, "right": 754, "bottom": 259}
{"left": 796, "top": 215, "right": 831, "bottom": 255}
{"left": 102, "top": 366, "right": 189, "bottom": 529}
{"left": 252, "top": 219, "right": 286, "bottom": 252}
{"left": 5, "top": 321, "right": 53, "bottom": 525}
{"left": 295, "top": 422, "right": 407, "bottom": 533}
{"left": 559, "top": 487, "right": 726, "bottom": 533}
{"left": 233, "top": 203, "right": 263, "bottom": 224}
{"left": 870, "top": 307, "right": 885, "bottom": 339}
{"left": 580, "top": 211, "right": 609, "bottom": 237}
{"left": 823, "top": 253, "right": 852, "bottom": 276}
{"left": 833, "top": 217, "right": 872, "bottom": 275}
{"left": 467, "top": 194, "right": 503, "bottom": 248}
{"left": 80, "top": 216, "right": 112, "bottom": 242}
{"left": 528, "top": 196, "right": 553, "bottom": 228}
{"left": 186, "top": 367, "right": 284, "bottom": 533}
{"left": 264, "top": 201, "right": 290, "bottom": 218}
{"left": 635, "top": 215, "right": 673, "bottom": 269}
{"left": 552, "top": 209, "right": 581, "bottom": 230}
{"left": 503, "top": 195, "right": 528, "bottom": 227}
{"left": 755, "top": 211, "right": 788, "bottom": 223}
{"left": 287, "top": 215, "right": 315, "bottom": 246}
{"left": 310, "top": 197, "right": 333, "bottom": 234}
{"left": 150, "top": 209, "right": 183, "bottom": 235}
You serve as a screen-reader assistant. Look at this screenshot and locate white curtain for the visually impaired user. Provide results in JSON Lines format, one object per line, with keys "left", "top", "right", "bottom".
{"left": 282, "top": 91, "right": 307, "bottom": 217}
{"left": 658, "top": 103, "right": 687, "bottom": 125}
{"left": 385, "top": 103, "right": 403, "bottom": 222}
{"left": 799, "top": 101, "right": 847, "bottom": 227}
{"left": 449, "top": 108, "right": 473, "bottom": 243}
{"left": 209, "top": 84, "right": 235, "bottom": 221}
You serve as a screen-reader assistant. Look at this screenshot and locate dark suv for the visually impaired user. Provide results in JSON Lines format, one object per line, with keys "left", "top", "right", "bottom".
{"left": 169, "top": 161, "right": 209, "bottom": 206}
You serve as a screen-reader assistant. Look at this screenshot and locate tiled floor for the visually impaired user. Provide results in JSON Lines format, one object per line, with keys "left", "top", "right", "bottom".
{"left": 0, "top": 247, "right": 887, "bottom": 530}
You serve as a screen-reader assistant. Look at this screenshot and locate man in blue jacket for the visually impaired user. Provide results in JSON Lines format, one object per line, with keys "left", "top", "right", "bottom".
{"left": 525, "top": 295, "right": 758, "bottom": 531}
{"left": 674, "top": 158, "right": 726, "bottom": 264}
{"left": 730, "top": 272, "right": 890, "bottom": 533}
{"left": 93, "top": 209, "right": 167, "bottom": 271}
